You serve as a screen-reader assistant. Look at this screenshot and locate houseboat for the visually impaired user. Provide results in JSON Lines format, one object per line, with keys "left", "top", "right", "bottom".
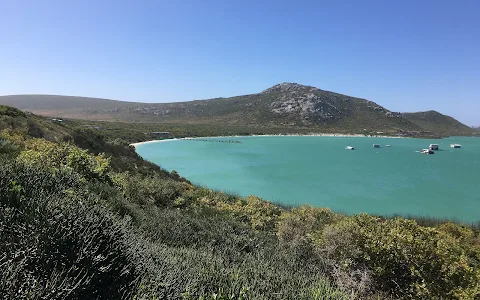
{"left": 421, "top": 149, "right": 435, "bottom": 154}
{"left": 450, "top": 144, "right": 462, "bottom": 149}
{"left": 429, "top": 144, "right": 439, "bottom": 151}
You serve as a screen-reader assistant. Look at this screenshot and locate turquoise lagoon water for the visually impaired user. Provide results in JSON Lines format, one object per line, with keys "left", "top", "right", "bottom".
{"left": 135, "top": 136, "right": 480, "bottom": 222}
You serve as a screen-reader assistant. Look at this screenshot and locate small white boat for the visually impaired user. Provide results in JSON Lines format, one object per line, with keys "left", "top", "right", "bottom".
{"left": 373, "top": 144, "right": 381, "bottom": 148}
{"left": 385, "top": 145, "right": 391, "bottom": 147}
{"left": 429, "top": 144, "right": 439, "bottom": 151}
{"left": 345, "top": 146, "right": 355, "bottom": 150}
{"left": 450, "top": 144, "right": 461, "bottom": 149}
{"left": 420, "top": 149, "right": 435, "bottom": 154}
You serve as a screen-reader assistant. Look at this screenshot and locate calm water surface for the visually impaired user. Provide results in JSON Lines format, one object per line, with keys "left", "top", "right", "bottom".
{"left": 136, "top": 136, "right": 480, "bottom": 222}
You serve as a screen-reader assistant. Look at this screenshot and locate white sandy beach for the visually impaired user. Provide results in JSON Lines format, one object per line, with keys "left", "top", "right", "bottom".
{"left": 130, "top": 138, "right": 181, "bottom": 147}
{"left": 130, "top": 133, "right": 405, "bottom": 147}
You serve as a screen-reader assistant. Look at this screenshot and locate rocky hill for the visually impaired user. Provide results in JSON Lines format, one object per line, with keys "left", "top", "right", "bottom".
{"left": 402, "top": 110, "right": 474, "bottom": 136}
{"left": 0, "top": 83, "right": 473, "bottom": 137}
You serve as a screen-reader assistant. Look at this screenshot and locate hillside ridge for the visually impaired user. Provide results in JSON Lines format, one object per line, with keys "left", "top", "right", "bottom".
{"left": 0, "top": 83, "right": 474, "bottom": 137}
{"left": 402, "top": 110, "right": 474, "bottom": 136}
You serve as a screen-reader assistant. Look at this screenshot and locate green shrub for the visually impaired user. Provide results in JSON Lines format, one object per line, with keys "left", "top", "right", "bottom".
{"left": 315, "top": 214, "right": 480, "bottom": 299}
{"left": 114, "top": 172, "right": 185, "bottom": 207}
{"left": 18, "top": 139, "right": 111, "bottom": 183}
{"left": 0, "top": 163, "right": 141, "bottom": 299}
{"left": 0, "top": 137, "right": 20, "bottom": 157}
{"left": 133, "top": 243, "right": 346, "bottom": 300}
{"left": 183, "top": 188, "right": 239, "bottom": 205}
{"left": 277, "top": 205, "right": 339, "bottom": 259}
{"left": 27, "top": 118, "right": 44, "bottom": 138}
{"left": 0, "top": 105, "right": 26, "bottom": 118}
{"left": 195, "top": 193, "right": 283, "bottom": 231}
{"left": 179, "top": 278, "right": 349, "bottom": 300}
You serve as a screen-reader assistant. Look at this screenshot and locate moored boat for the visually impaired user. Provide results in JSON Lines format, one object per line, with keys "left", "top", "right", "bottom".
{"left": 420, "top": 149, "right": 435, "bottom": 154}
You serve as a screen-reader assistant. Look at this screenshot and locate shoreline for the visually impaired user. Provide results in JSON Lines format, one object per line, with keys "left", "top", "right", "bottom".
{"left": 130, "top": 133, "right": 406, "bottom": 147}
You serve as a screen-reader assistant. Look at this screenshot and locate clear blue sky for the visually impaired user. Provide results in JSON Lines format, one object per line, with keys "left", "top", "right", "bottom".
{"left": 1, "top": 0, "right": 478, "bottom": 124}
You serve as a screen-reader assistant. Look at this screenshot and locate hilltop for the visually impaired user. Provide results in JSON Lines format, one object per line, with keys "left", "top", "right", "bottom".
{"left": 0, "top": 83, "right": 474, "bottom": 137}
{"left": 403, "top": 110, "right": 474, "bottom": 136}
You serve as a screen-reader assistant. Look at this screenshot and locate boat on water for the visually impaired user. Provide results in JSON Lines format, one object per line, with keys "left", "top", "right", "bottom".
{"left": 373, "top": 144, "right": 381, "bottom": 148}
{"left": 385, "top": 145, "right": 391, "bottom": 147}
{"left": 429, "top": 144, "right": 439, "bottom": 151}
{"left": 450, "top": 144, "right": 462, "bottom": 148}
{"left": 420, "top": 149, "right": 435, "bottom": 154}
{"left": 345, "top": 146, "right": 355, "bottom": 150}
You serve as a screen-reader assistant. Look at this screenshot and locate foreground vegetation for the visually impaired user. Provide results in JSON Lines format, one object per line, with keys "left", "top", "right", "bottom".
{"left": 1, "top": 105, "right": 479, "bottom": 299}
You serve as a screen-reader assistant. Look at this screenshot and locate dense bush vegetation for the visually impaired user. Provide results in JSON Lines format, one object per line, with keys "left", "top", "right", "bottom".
{"left": 0, "top": 107, "right": 479, "bottom": 299}
{"left": 0, "top": 163, "right": 142, "bottom": 299}
{"left": 0, "top": 105, "right": 26, "bottom": 118}
{"left": 0, "top": 158, "right": 346, "bottom": 299}
{"left": 315, "top": 215, "right": 480, "bottom": 298}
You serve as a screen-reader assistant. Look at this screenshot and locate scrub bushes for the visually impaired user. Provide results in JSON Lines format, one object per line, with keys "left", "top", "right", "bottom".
{"left": 1, "top": 108, "right": 479, "bottom": 299}
{"left": 0, "top": 154, "right": 347, "bottom": 299}
{"left": 277, "top": 206, "right": 339, "bottom": 261}
{"left": 314, "top": 214, "right": 480, "bottom": 299}
{"left": 0, "top": 105, "right": 26, "bottom": 118}
{"left": 0, "top": 163, "right": 140, "bottom": 299}
{"left": 114, "top": 172, "right": 186, "bottom": 207}
{"left": 18, "top": 139, "right": 111, "bottom": 183}
{"left": 194, "top": 193, "right": 283, "bottom": 231}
